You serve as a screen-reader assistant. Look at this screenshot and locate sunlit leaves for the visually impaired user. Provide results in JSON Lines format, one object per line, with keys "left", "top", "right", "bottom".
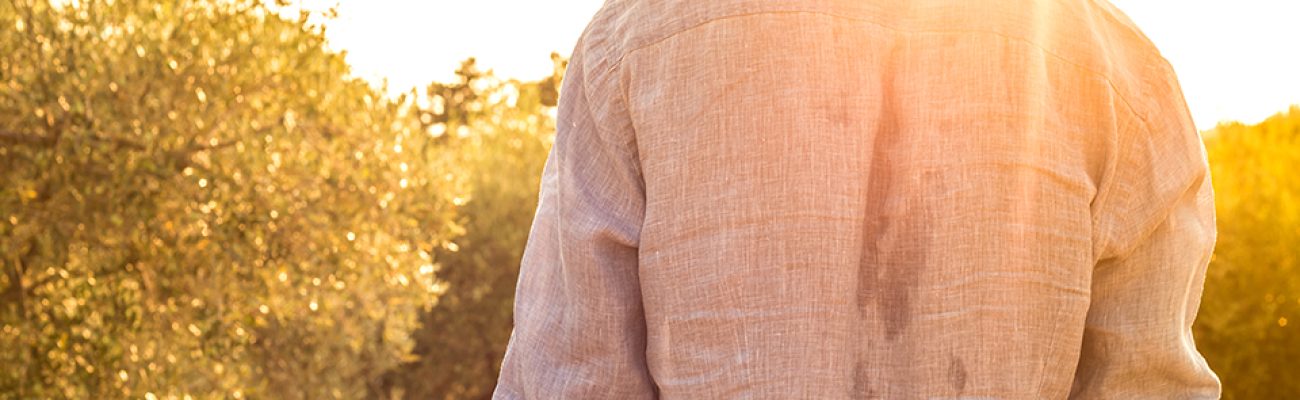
{"left": 1, "top": 0, "right": 465, "bottom": 398}
{"left": 1196, "top": 107, "right": 1300, "bottom": 399}
{"left": 386, "top": 57, "right": 563, "bottom": 399}
{"left": 0, "top": 4, "right": 560, "bottom": 395}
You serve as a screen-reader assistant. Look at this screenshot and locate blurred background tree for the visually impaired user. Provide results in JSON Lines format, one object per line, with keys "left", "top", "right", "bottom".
{"left": 0, "top": 0, "right": 466, "bottom": 398}
{"left": 1196, "top": 107, "right": 1300, "bottom": 399}
{"left": 385, "top": 56, "right": 563, "bottom": 400}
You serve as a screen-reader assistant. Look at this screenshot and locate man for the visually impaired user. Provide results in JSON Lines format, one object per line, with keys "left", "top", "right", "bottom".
{"left": 495, "top": 0, "right": 1219, "bottom": 398}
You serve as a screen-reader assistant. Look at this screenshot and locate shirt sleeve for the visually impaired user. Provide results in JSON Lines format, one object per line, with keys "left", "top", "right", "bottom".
{"left": 492, "top": 36, "right": 657, "bottom": 399}
{"left": 1069, "top": 77, "right": 1221, "bottom": 398}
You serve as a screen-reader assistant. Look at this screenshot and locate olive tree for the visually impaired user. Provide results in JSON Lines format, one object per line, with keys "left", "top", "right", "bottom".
{"left": 0, "top": 1, "right": 465, "bottom": 398}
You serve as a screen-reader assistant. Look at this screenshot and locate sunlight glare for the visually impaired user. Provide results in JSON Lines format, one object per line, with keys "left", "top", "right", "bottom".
{"left": 314, "top": 0, "right": 1297, "bottom": 129}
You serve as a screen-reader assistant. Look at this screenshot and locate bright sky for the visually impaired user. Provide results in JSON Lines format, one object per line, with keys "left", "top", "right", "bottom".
{"left": 316, "top": 0, "right": 1299, "bottom": 131}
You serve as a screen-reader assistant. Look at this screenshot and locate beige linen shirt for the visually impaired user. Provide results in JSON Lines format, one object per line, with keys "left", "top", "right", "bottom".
{"left": 495, "top": 0, "right": 1219, "bottom": 398}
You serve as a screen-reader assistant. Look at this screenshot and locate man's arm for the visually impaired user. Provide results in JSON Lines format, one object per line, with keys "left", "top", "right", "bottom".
{"left": 1070, "top": 85, "right": 1221, "bottom": 398}
{"left": 492, "top": 36, "right": 657, "bottom": 399}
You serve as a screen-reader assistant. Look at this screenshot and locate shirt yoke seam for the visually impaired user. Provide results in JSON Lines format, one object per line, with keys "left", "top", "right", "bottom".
{"left": 597, "top": 9, "right": 1160, "bottom": 257}
{"left": 605, "top": 9, "right": 1155, "bottom": 135}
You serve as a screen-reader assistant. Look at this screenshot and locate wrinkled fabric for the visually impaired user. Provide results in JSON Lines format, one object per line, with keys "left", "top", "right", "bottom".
{"left": 494, "top": 0, "right": 1219, "bottom": 398}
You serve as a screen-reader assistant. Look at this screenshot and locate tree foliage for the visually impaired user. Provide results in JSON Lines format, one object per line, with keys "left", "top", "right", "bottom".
{"left": 1196, "top": 107, "right": 1300, "bottom": 399}
{"left": 386, "top": 57, "right": 562, "bottom": 399}
{"left": 0, "top": 1, "right": 466, "bottom": 398}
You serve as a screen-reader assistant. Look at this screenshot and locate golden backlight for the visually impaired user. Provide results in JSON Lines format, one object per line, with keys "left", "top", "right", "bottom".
{"left": 313, "top": 0, "right": 1300, "bottom": 130}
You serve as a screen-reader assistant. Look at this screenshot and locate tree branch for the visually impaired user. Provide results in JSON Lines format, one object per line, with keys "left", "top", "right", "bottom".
{"left": 0, "top": 130, "right": 55, "bottom": 146}
{"left": 87, "top": 133, "right": 145, "bottom": 150}
{"left": 0, "top": 129, "right": 147, "bottom": 151}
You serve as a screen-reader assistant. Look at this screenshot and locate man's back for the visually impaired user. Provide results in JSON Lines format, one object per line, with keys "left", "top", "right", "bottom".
{"left": 495, "top": 0, "right": 1219, "bottom": 398}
